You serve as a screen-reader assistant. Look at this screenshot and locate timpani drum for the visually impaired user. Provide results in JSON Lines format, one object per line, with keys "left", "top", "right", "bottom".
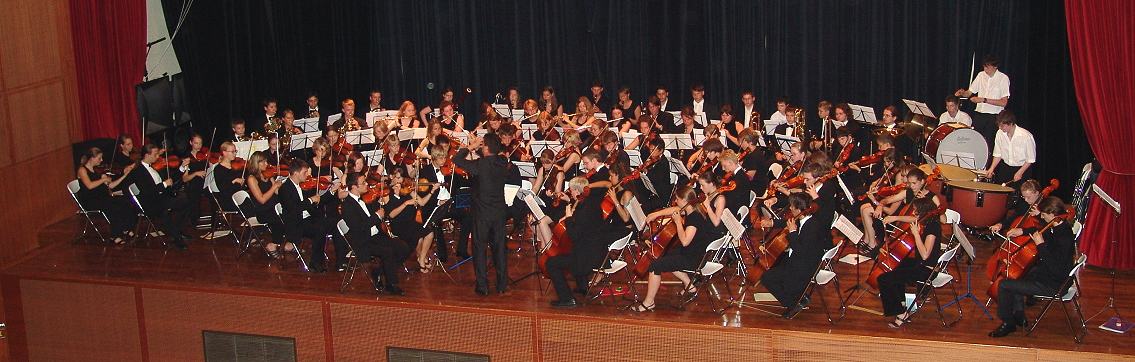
{"left": 945, "top": 180, "right": 1012, "bottom": 228}
{"left": 925, "top": 123, "right": 989, "bottom": 169}
{"left": 918, "top": 164, "right": 976, "bottom": 195}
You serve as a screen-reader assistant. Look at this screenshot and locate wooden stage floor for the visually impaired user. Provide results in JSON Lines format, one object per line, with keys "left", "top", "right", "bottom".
{"left": 3, "top": 217, "right": 1134, "bottom": 360}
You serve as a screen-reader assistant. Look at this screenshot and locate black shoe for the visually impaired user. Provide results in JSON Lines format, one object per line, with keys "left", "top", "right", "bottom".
{"left": 782, "top": 303, "right": 805, "bottom": 319}
{"left": 172, "top": 237, "right": 188, "bottom": 251}
{"left": 497, "top": 287, "right": 512, "bottom": 296}
{"left": 988, "top": 322, "right": 1018, "bottom": 338}
{"left": 474, "top": 287, "right": 490, "bottom": 296}
{"left": 384, "top": 286, "right": 405, "bottom": 296}
{"left": 550, "top": 299, "right": 579, "bottom": 308}
{"left": 800, "top": 295, "right": 811, "bottom": 308}
{"left": 310, "top": 264, "right": 326, "bottom": 273}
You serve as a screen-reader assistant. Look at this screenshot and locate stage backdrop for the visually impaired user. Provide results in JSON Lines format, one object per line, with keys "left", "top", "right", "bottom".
{"left": 164, "top": 0, "right": 1090, "bottom": 195}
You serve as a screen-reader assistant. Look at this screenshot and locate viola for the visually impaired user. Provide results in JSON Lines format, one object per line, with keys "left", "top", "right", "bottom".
{"left": 986, "top": 179, "right": 1060, "bottom": 300}
{"left": 858, "top": 166, "right": 941, "bottom": 202}
{"left": 835, "top": 142, "right": 855, "bottom": 166}
{"left": 540, "top": 193, "right": 581, "bottom": 276}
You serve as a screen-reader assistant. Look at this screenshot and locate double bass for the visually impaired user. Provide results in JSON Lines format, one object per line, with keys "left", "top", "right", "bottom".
{"left": 986, "top": 179, "right": 1060, "bottom": 300}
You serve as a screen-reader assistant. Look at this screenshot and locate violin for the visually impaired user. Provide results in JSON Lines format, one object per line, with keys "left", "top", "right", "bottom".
{"left": 332, "top": 137, "right": 354, "bottom": 155}
{"left": 262, "top": 164, "right": 290, "bottom": 179}
{"left": 986, "top": 179, "right": 1060, "bottom": 300}
{"left": 838, "top": 149, "right": 886, "bottom": 172}
{"left": 858, "top": 166, "right": 940, "bottom": 202}
{"left": 300, "top": 175, "right": 332, "bottom": 191}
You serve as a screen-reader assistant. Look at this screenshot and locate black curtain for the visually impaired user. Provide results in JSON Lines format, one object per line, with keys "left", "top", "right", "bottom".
{"left": 166, "top": 0, "right": 1089, "bottom": 197}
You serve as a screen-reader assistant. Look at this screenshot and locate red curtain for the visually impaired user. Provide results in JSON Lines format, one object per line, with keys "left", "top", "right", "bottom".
{"left": 69, "top": 0, "right": 147, "bottom": 140}
{"left": 1065, "top": 0, "right": 1135, "bottom": 269}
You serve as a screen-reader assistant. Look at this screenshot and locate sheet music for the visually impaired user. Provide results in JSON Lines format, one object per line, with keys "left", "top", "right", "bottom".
{"left": 326, "top": 113, "right": 343, "bottom": 127}
{"left": 836, "top": 174, "right": 855, "bottom": 205}
{"left": 625, "top": 196, "right": 647, "bottom": 231}
{"left": 449, "top": 131, "right": 469, "bottom": 145}
{"left": 521, "top": 191, "right": 547, "bottom": 221}
{"left": 954, "top": 222, "right": 976, "bottom": 259}
{"left": 294, "top": 117, "right": 321, "bottom": 133}
{"left": 344, "top": 129, "right": 374, "bottom": 145}
{"left": 721, "top": 212, "right": 745, "bottom": 240}
{"left": 361, "top": 150, "right": 384, "bottom": 166}
{"left": 639, "top": 171, "right": 657, "bottom": 195}
{"left": 504, "top": 184, "right": 520, "bottom": 207}
{"left": 774, "top": 134, "right": 800, "bottom": 154}
{"left": 529, "top": 141, "right": 562, "bottom": 157}
{"left": 492, "top": 104, "right": 514, "bottom": 118}
{"left": 513, "top": 161, "right": 536, "bottom": 178}
{"left": 666, "top": 156, "right": 690, "bottom": 177}
{"left": 234, "top": 139, "right": 269, "bottom": 158}
{"left": 660, "top": 134, "right": 693, "bottom": 150}
{"left": 833, "top": 214, "right": 864, "bottom": 244}
{"left": 621, "top": 131, "right": 640, "bottom": 148}
{"left": 902, "top": 99, "right": 935, "bottom": 118}
{"left": 625, "top": 149, "right": 642, "bottom": 167}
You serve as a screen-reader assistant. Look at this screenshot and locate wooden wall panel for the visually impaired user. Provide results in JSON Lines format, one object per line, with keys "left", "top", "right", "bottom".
{"left": 0, "top": 0, "right": 80, "bottom": 267}
{"left": 0, "top": 147, "right": 78, "bottom": 263}
{"left": 0, "top": 94, "right": 10, "bottom": 166}
{"left": 330, "top": 303, "right": 535, "bottom": 361}
{"left": 6, "top": 81, "right": 70, "bottom": 161}
{"left": 19, "top": 279, "right": 141, "bottom": 361}
{"left": 0, "top": 0, "right": 64, "bottom": 88}
{"left": 141, "top": 288, "right": 327, "bottom": 361}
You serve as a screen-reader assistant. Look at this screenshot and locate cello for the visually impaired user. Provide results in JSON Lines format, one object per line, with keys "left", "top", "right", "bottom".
{"left": 986, "top": 179, "right": 1060, "bottom": 299}
{"left": 866, "top": 202, "right": 947, "bottom": 289}
{"left": 746, "top": 203, "right": 819, "bottom": 284}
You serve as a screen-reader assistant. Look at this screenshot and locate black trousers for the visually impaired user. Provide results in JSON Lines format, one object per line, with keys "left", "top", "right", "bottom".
{"left": 761, "top": 251, "right": 822, "bottom": 308}
{"left": 997, "top": 278, "right": 1057, "bottom": 323}
{"left": 287, "top": 217, "right": 346, "bottom": 267}
{"left": 546, "top": 254, "right": 592, "bottom": 302}
{"left": 473, "top": 213, "right": 509, "bottom": 291}
{"left": 363, "top": 238, "right": 411, "bottom": 287}
{"left": 971, "top": 111, "right": 998, "bottom": 160}
{"left": 148, "top": 195, "right": 191, "bottom": 240}
{"left": 878, "top": 259, "right": 934, "bottom": 316}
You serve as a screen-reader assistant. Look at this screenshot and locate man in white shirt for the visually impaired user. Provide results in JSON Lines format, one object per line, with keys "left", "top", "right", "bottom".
{"left": 769, "top": 97, "right": 789, "bottom": 127}
{"left": 740, "top": 90, "right": 759, "bottom": 128}
{"left": 686, "top": 83, "right": 717, "bottom": 120}
{"left": 367, "top": 90, "right": 384, "bottom": 112}
{"left": 939, "top": 96, "right": 973, "bottom": 126}
{"left": 655, "top": 86, "right": 672, "bottom": 112}
{"left": 956, "top": 55, "right": 1010, "bottom": 154}
{"left": 984, "top": 111, "right": 1035, "bottom": 185}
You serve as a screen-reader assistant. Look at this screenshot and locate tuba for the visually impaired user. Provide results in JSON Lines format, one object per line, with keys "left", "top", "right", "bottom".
{"left": 264, "top": 116, "right": 281, "bottom": 134}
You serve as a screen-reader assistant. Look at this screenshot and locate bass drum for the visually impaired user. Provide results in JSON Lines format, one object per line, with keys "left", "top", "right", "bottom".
{"left": 946, "top": 180, "right": 1012, "bottom": 228}
{"left": 925, "top": 123, "right": 989, "bottom": 169}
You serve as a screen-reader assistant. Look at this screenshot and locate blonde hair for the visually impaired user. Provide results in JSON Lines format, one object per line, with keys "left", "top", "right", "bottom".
{"left": 568, "top": 176, "right": 589, "bottom": 194}
{"left": 562, "top": 129, "right": 581, "bottom": 146}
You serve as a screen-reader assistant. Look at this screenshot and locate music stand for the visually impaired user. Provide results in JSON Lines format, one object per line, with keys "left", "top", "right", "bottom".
{"left": 343, "top": 129, "right": 374, "bottom": 146}
{"left": 529, "top": 141, "right": 562, "bottom": 157}
{"left": 940, "top": 151, "right": 980, "bottom": 170}
{"left": 1088, "top": 184, "right": 1130, "bottom": 333}
{"left": 360, "top": 150, "right": 384, "bottom": 167}
{"left": 519, "top": 124, "right": 538, "bottom": 140}
{"left": 397, "top": 128, "right": 426, "bottom": 142}
{"left": 294, "top": 117, "right": 321, "bottom": 133}
{"left": 492, "top": 104, "right": 513, "bottom": 118}
{"left": 513, "top": 161, "right": 537, "bottom": 178}
{"left": 773, "top": 134, "right": 800, "bottom": 154}
{"left": 621, "top": 131, "right": 640, "bottom": 148}
{"left": 902, "top": 99, "right": 935, "bottom": 118}
{"left": 233, "top": 139, "right": 269, "bottom": 158}
{"left": 449, "top": 131, "right": 469, "bottom": 145}
{"left": 289, "top": 131, "right": 321, "bottom": 153}
{"left": 659, "top": 134, "right": 693, "bottom": 151}
{"left": 847, "top": 104, "right": 878, "bottom": 125}
{"left": 942, "top": 218, "right": 994, "bottom": 320}
{"left": 475, "top": 129, "right": 488, "bottom": 137}
{"left": 625, "top": 150, "right": 642, "bottom": 167}
{"left": 366, "top": 110, "right": 398, "bottom": 128}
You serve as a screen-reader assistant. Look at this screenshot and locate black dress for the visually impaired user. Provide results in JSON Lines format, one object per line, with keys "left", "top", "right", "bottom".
{"left": 384, "top": 193, "right": 423, "bottom": 248}
{"left": 648, "top": 212, "right": 725, "bottom": 274}
{"left": 76, "top": 167, "right": 137, "bottom": 235}
{"left": 212, "top": 164, "right": 244, "bottom": 211}
{"left": 878, "top": 221, "right": 943, "bottom": 316}
{"left": 238, "top": 177, "right": 285, "bottom": 243}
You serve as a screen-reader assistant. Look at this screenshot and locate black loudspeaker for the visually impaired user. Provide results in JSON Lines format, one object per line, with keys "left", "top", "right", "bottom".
{"left": 203, "top": 330, "right": 296, "bottom": 362}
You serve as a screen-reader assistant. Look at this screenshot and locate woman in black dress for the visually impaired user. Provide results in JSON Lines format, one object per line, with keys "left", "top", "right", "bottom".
{"left": 242, "top": 151, "right": 287, "bottom": 254}
{"left": 75, "top": 147, "right": 138, "bottom": 243}
{"left": 634, "top": 185, "right": 727, "bottom": 311}
{"left": 615, "top": 87, "right": 640, "bottom": 120}
{"left": 382, "top": 168, "right": 429, "bottom": 272}
{"left": 877, "top": 197, "right": 944, "bottom": 328}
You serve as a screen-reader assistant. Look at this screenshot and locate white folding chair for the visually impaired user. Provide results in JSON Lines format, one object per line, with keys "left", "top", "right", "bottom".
{"left": 1027, "top": 254, "right": 1088, "bottom": 343}
{"left": 125, "top": 184, "right": 163, "bottom": 246}
{"left": 768, "top": 163, "right": 785, "bottom": 179}
{"left": 67, "top": 180, "right": 112, "bottom": 243}
{"left": 586, "top": 232, "right": 635, "bottom": 306}
{"left": 336, "top": 220, "right": 382, "bottom": 294}
{"left": 902, "top": 245, "right": 963, "bottom": 327}
{"left": 788, "top": 241, "right": 846, "bottom": 322}
{"left": 232, "top": 191, "right": 274, "bottom": 258}
{"left": 677, "top": 234, "right": 734, "bottom": 314}
{"left": 202, "top": 166, "right": 238, "bottom": 239}
{"left": 273, "top": 203, "right": 310, "bottom": 270}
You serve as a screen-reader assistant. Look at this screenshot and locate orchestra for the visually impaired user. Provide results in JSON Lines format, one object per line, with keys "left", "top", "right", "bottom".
{"left": 71, "top": 79, "right": 1078, "bottom": 341}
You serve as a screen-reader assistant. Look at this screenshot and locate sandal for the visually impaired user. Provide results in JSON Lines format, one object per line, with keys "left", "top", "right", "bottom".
{"left": 418, "top": 263, "right": 431, "bottom": 274}
{"left": 888, "top": 315, "right": 909, "bottom": 329}
{"left": 631, "top": 302, "right": 656, "bottom": 312}
{"left": 113, "top": 237, "right": 126, "bottom": 246}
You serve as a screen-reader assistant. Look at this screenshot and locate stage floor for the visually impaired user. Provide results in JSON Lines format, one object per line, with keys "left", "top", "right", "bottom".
{"left": 3, "top": 217, "right": 1134, "bottom": 360}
